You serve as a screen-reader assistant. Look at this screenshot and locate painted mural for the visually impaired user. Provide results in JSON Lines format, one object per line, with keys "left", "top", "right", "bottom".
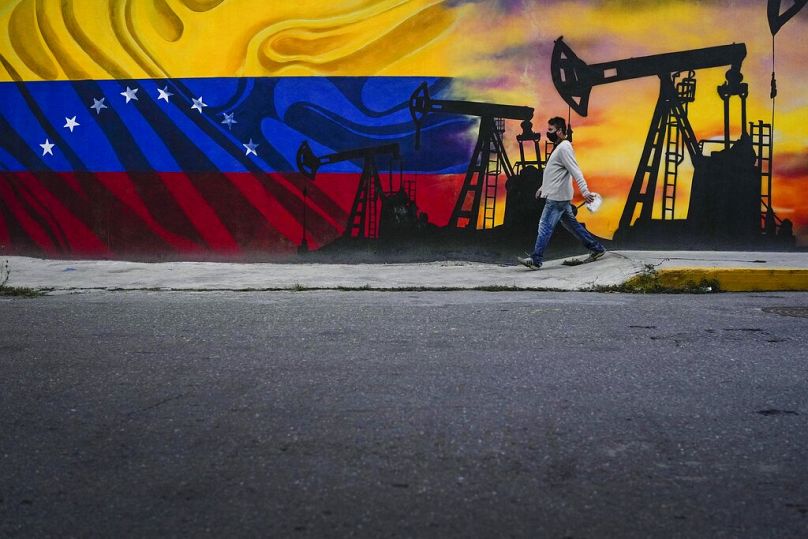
{"left": 0, "top": 0, "right": 806, "bottom": 260}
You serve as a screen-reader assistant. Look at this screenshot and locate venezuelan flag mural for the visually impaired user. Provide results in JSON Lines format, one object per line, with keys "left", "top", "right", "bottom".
{"left": 0, "top": 0, "right": 806, "bottom": 259}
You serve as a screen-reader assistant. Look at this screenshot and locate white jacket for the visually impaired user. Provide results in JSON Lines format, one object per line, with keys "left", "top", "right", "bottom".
{"left": 537, "top": 140, "right": 590, "bottom": 201}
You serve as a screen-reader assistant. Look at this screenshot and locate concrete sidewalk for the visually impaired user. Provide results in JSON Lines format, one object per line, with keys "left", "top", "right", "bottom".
{"left": 3, "top": 251, "right": 808, "bottom": 292}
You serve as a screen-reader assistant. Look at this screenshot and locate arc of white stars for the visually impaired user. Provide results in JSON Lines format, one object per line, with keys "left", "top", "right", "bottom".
{"left": 64, "top": 116, "right": 80, "bottom": 132}
{"left": 120, "top": 86, "right": 139, "bottom": 103}
{"left": 191, "top": 97, "right": 207, "bottom": 113}
{"left": 40, "top": 139, "right": 55, "bottom": 156}
{"left": 243, "top": 139, "right": 258, "bottom": 156}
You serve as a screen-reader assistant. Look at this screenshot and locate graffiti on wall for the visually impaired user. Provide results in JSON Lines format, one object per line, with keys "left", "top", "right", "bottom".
{"left": 0, "top": 0, "right": 806, "bottom": 259}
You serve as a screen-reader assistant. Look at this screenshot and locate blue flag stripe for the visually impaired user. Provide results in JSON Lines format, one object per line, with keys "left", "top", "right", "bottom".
{"left": 0, "top": 77, "right": 473, "bottom": 174}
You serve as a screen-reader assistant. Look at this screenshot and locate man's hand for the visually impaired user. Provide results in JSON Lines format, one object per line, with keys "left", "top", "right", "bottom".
{"left": 583, "top": 192, "right": 595, "bottom": 204}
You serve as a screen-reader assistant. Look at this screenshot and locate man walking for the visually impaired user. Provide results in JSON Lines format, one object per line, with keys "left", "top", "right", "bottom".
{"left": 517, "top": 117, "right": 605, "bottom": 269}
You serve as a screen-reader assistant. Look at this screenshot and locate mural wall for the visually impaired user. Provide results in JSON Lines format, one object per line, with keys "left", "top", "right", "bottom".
{"left": 0, "top": 0, "right": 806, "bottom": 260}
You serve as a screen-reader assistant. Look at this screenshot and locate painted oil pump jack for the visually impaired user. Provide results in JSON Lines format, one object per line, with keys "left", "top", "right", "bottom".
{"left": 768, "top": 0, "right": 807, "bottom": 34}
{"left": 552, "top": 36, "right": 793, "bottom": 246}
{"left": 762, "top": 0, "right": 806, "bottom": 241}
{"left": 296, "top": 141, "right": 417, "bottom": 241}
{"left": 409, "top": 82, "right": 540, "bottom": 231}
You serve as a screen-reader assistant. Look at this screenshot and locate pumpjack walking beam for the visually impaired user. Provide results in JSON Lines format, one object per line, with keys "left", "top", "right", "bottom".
{"left": 551, "top": 37, "right": 748, "bottom": 230}
{"left": 297, "top": 141, "right": 400, "bottom": 239}
{"left": 551, "top": 37, "right": 746, "bottom": 119}
{"left": 409, "top": 82, "right": 535, "bottom": 229}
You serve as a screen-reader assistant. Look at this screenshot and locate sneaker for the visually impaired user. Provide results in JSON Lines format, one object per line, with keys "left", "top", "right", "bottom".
{"left": 517, "top": 256, "right": 541, "bottom": 270}
{"left": 587, "top": 249, "right": 606, "bottom": 262}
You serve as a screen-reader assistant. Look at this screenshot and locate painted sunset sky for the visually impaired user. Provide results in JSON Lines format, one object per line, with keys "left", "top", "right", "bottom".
{"left": 2, "top": 0, "right": 806, "bottom": 244}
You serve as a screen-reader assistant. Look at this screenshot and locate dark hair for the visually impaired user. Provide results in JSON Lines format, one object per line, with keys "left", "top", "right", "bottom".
{"left": 548, "top": 116, "right": 567, "bottom": 134}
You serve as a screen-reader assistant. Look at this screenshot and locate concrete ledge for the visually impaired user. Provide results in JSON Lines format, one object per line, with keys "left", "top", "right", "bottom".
{"left": 655, "top": 268, "right": 808, "bottom": 292}
{"left": 1, "top": 255, "right": 645, "bottom": 292}
{"left": 3, "top": 252, "right": 808, "bottom": 293}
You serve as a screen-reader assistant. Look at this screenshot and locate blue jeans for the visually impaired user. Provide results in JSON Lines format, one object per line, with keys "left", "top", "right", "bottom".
{"left": 531, "top": 199, "right": 605, "bottom": 264}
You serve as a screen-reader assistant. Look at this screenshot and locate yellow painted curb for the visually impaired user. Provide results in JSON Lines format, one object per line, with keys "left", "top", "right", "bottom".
{"left": 655, "top": 268, "right": 808, "bottom": 292}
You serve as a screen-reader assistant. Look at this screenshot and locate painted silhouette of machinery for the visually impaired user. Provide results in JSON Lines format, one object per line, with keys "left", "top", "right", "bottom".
{"left": 768, "top": 0, "right": 807, "bottom": 34}
{"left": 296, "top": 141, "right": 418, "bottom": 240}
{"left": 762, "top": 0, "right": 805, "bottom": 241}
{"left": 409, "top": 82, "right": 540, "bottom": 231}
{"left": 552, "top": 36, "right": 793, "bottom": 246}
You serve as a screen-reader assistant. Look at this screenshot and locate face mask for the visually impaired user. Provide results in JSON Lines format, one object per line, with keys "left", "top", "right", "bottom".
{"left": 547, "top": 131, "right": 560, "bottom": 143}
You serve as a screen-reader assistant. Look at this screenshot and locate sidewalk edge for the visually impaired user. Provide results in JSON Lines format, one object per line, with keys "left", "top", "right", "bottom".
{"left": 655, "top": 268, "right": 808, "bottom": 292}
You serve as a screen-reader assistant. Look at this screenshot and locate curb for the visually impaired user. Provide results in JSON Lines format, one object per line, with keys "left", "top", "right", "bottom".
{"left": 655, "top": 268, "right": 808, "bottom": 292}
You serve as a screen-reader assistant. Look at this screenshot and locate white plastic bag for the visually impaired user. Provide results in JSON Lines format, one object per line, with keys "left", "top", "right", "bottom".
{"left": 585, "top": 192, "right": 603, "bottom": 213}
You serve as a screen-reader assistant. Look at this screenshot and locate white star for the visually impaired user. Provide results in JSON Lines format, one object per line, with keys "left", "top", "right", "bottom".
{"left": 191, "top": 96, "right": 207, "bottom": 113}
{"left": 90, "top": 97, "right": 107, "bottom": 115}
{"left": 120, "top": 86, "right": 139, "bottom": 103}
{"left": 157, "top": 86, "right": 173, "bottom": 102}
{"left": 221, "top": 112, "right": 237, "bottom": 130}
{"left": 243, "top": 139, "right": 258, "bottom": 156}
{"left": 64, "top": 116, "right": 80, "bottom": 132}
{"left": 40, "top": 139, "right": 55, "bottom": 156}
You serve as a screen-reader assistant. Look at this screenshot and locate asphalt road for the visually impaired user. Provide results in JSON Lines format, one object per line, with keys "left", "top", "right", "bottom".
{"left": 2, "top": 291, "right": 807, "bottom": 538}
